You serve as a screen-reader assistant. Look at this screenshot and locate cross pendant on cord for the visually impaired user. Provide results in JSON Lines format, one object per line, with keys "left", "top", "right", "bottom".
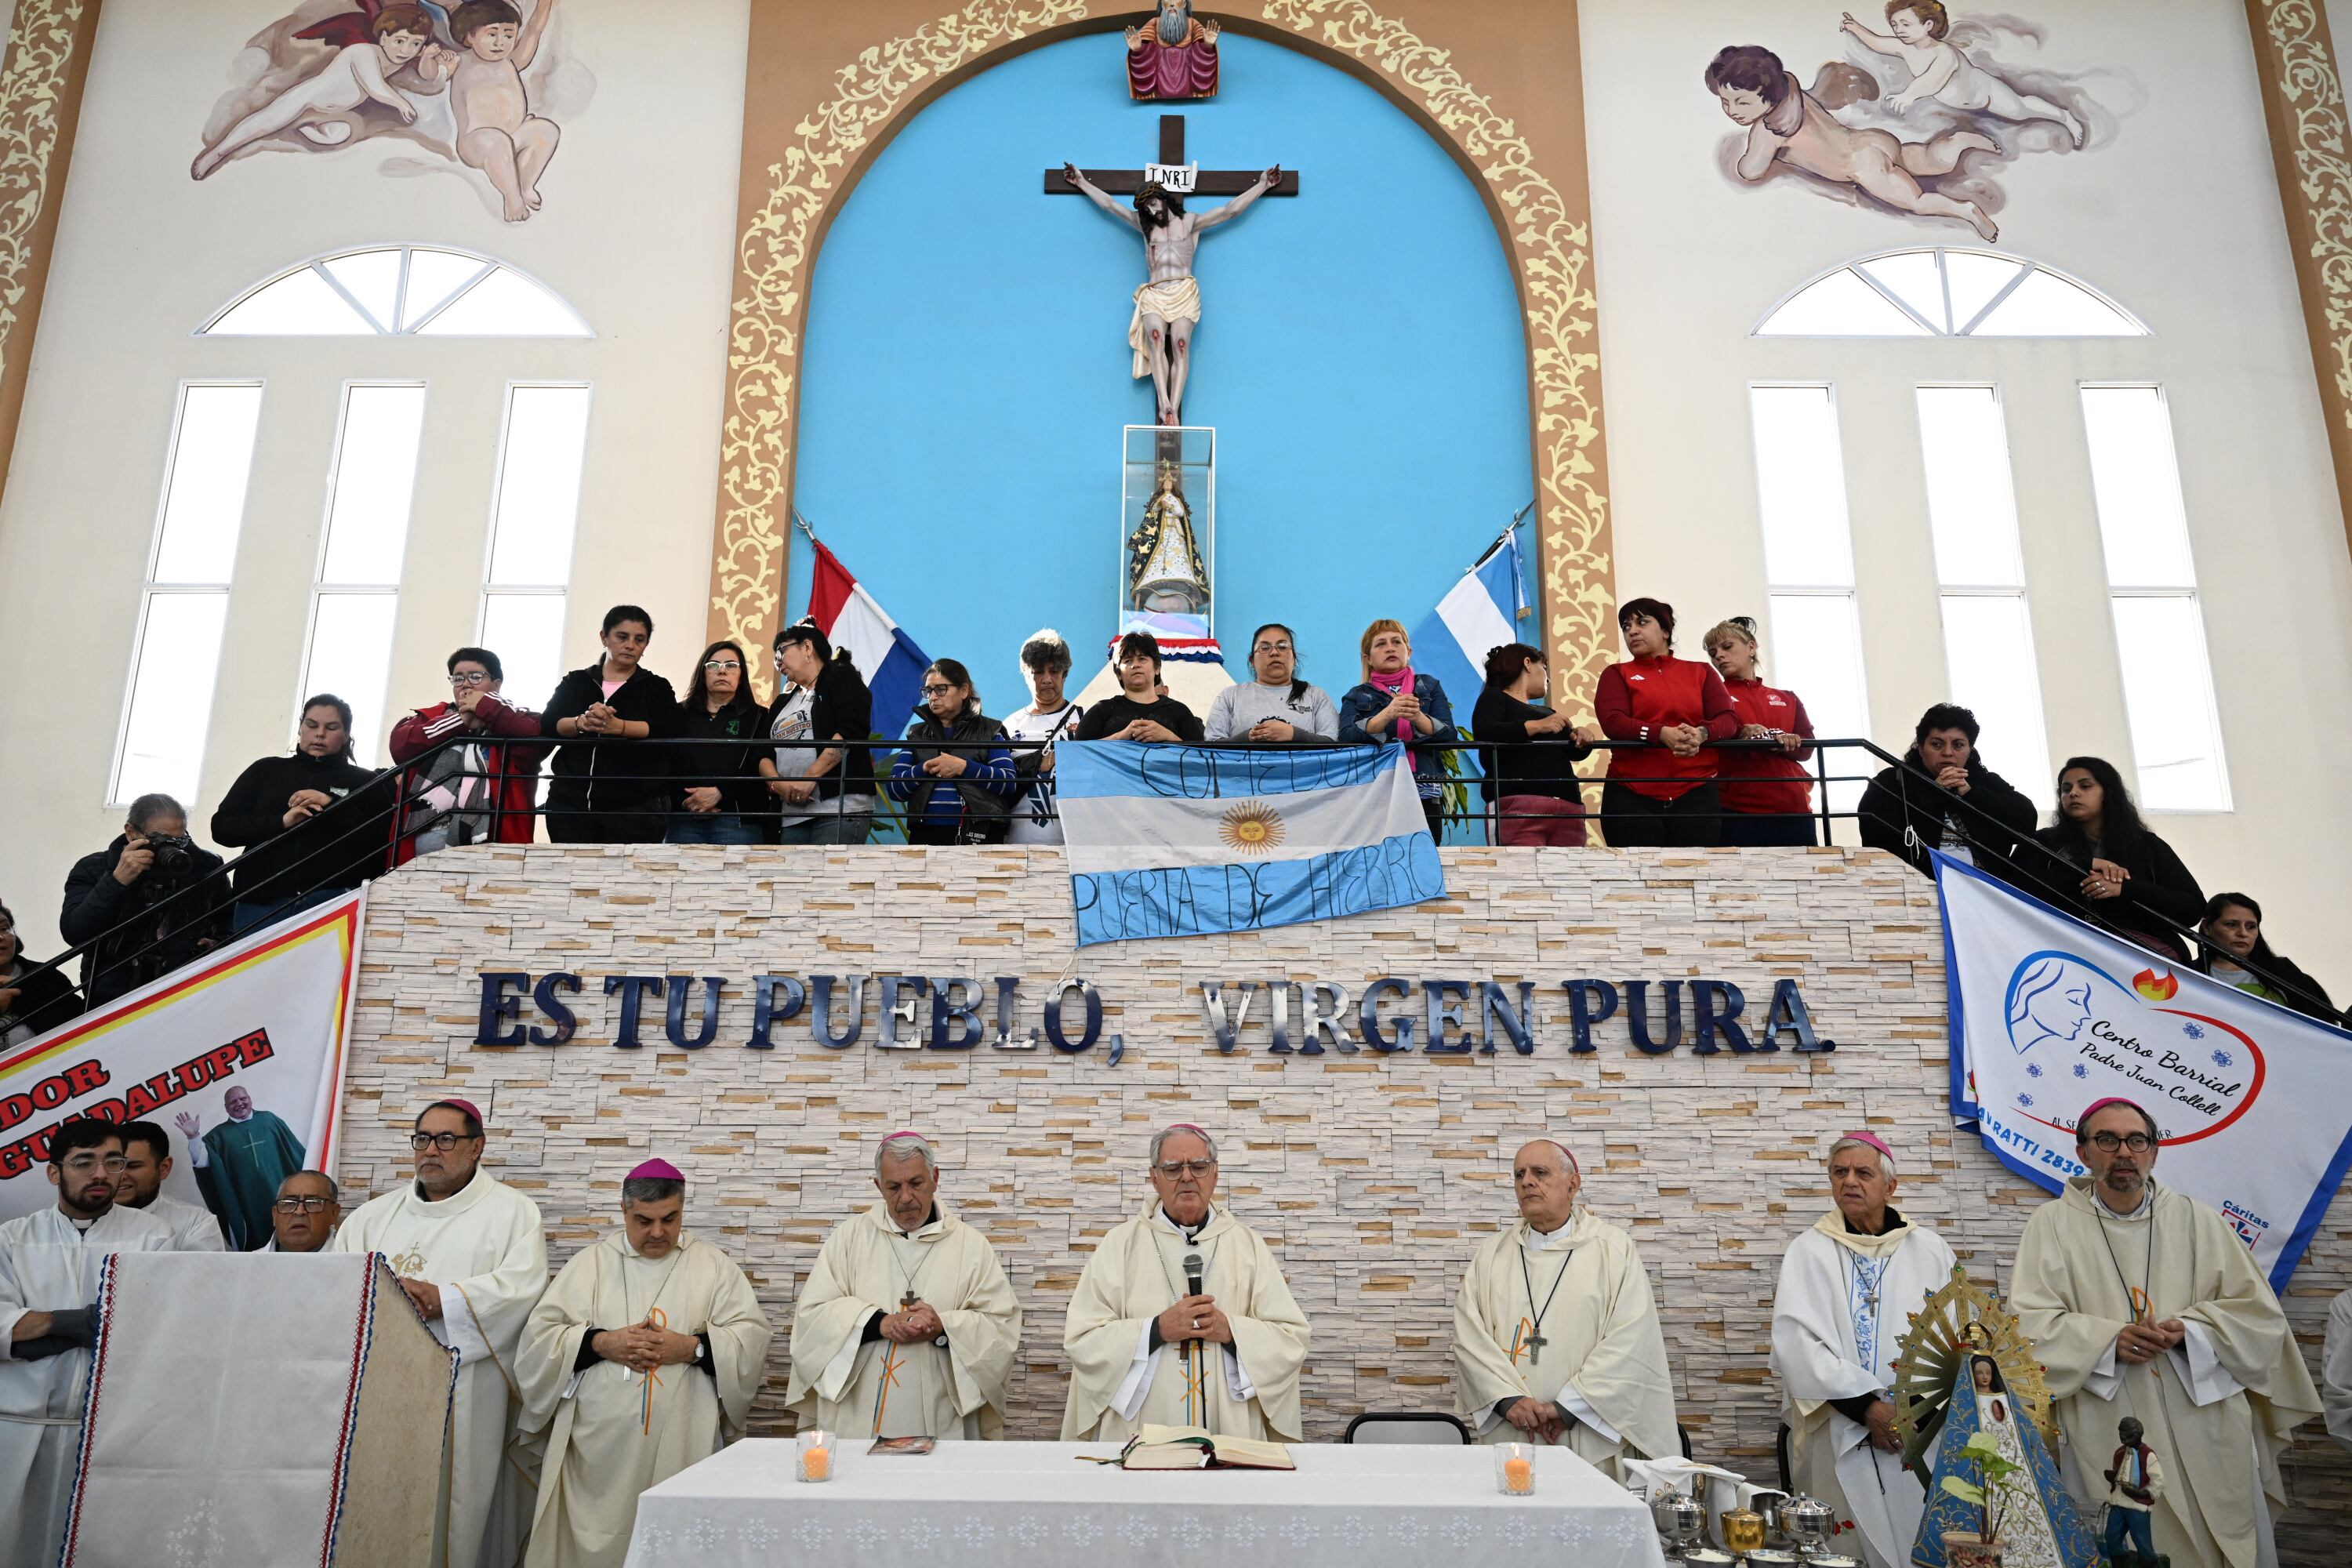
{"left": 1041, "top": 112, "right": 1301, "bottom": 199}
{"left": 1525, "top": 1330, "right": 1548, "bottom": 1356}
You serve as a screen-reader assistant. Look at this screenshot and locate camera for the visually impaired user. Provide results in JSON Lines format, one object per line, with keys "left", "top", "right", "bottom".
{"left": 142, "top": 833, "right": 194, "bottom": 866}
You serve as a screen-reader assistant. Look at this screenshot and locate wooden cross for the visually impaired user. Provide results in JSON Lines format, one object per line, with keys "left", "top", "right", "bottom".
{"left": 1043, "top": 112, "right": 1301, "bottom": 198}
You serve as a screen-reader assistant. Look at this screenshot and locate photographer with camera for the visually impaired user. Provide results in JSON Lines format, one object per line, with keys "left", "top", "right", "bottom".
{"left": 59, "top": 793, "right": 230, "bottom": 1007}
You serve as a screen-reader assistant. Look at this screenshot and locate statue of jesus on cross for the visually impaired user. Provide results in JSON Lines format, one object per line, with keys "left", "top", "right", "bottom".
{"left": 1061, "top": 161, "right": 1281, "bottom": 426}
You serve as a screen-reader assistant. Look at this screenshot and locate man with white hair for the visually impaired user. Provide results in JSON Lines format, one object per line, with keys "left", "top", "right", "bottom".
{"left": 1768, "top": 1130, "right": 1955, "bottom": 1568}
{"left": 785, "top": 1132, "right": 1022, "bottom": 1439}
{"left": 1062, "top": 1123, "right": 1310, "bottom": 1441}
{"left": 1450, "top": 1138, "right": 1678, "bottom": 1480}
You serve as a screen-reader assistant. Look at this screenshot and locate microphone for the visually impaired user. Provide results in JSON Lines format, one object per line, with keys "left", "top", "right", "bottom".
{"left": 1184, "top": 1252, "right": 1203, "bottom": 1298}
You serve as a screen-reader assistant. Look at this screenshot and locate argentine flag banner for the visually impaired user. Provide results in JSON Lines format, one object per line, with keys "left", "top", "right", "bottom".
{"left": 1934, "top": 850, "right": 2352, "bottom": 1288}
{"left": 1057, "top": 741, "right": 1446, "bottom": 945}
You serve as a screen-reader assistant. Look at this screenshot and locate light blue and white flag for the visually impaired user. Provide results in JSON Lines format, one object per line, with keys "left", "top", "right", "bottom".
{"left": 1057, "top": 741, "right": 1446, "bottom": 945}
{"left": 1407, "top": 521, "right": 1531, "bottom": 727}
{"left": 1936, "top": 850, "right": 2352, "bottom": 1288}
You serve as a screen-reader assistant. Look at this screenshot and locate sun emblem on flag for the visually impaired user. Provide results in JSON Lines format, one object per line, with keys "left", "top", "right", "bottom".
{"left": 1218, "top": 801, "right": 1286, "bottom": 855}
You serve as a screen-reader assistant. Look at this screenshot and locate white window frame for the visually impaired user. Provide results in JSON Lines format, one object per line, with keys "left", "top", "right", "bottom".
{"left": 476, "top": 380, "right": 594, "bottom": 691}
{"left": 107, "top": 379, "right": 266, "bottom": 808}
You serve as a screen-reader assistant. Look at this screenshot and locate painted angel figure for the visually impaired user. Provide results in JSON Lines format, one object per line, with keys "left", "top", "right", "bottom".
{"left": 1841, "top": 2, "right": 2085, "bottom": 147}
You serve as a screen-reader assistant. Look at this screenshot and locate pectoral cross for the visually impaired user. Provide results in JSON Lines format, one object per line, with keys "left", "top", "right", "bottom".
{"left": 902, "top": 1290, "right": 920, "bottom": 1313}
{"left": 1524, "top": 1328, "right": 1548, "bottom": 1357}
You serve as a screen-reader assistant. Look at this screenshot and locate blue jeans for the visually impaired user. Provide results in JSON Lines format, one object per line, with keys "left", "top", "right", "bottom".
{"left": 664, "top": 813, "right": 760, "bottom": 845}
{"left": 2103, "top": 1506, "right": 2154, "bottom": 1563}
{"left": 776, "top": 811, "right": 872, "bottom": 845}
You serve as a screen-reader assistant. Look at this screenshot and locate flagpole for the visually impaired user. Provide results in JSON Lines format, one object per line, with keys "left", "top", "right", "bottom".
{"left": 1470, "top": 498, "right": 1537, "bottom": 570}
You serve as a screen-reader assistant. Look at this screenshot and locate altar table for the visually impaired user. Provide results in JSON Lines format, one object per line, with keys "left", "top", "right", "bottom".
{"left": 622, "top": 1438, "right": 1668, "bottom": 1567}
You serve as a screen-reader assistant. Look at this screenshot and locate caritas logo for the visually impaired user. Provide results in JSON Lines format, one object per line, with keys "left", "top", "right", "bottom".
{"left": 2002, "top": 952, "right": 2263, "bottom": 1144}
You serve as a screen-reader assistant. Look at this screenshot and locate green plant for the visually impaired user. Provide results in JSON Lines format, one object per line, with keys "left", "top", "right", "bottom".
{"left": 1938, "top": 1429, "right": 2029, "bottom": 1545}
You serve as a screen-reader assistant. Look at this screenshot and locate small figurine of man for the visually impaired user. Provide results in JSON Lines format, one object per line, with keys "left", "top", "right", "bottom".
{"left": 2100, "top": 1415, "right": 2164, "bottom": 1568}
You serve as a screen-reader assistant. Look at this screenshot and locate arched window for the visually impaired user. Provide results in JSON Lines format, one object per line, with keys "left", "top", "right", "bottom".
{"left": 1755, "top": 248, "right": 2145, "bottom": 339}
{"left": 199, "top": 245, "right": 592, "bottom": 339}
{"left": 1740, "top": 249, "right": 2228, "bottom": 815}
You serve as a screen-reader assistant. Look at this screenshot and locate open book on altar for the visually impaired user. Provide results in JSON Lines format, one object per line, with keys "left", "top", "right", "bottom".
{"left": 1119, "top": 1423, "right": 1295, "bottom": 1470}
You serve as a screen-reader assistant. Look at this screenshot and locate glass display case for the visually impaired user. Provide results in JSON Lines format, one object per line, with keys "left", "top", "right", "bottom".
{"left": 1120, "top": 424, "right": 1215, "bottom": 641}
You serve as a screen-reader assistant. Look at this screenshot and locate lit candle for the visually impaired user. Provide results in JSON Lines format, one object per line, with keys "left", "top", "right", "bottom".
{"left": 1504, "top": 1455, "right": 1534, "bottom": 1494}
{"left": 802, "top": 1446, "right": 831, "bottom": 1482}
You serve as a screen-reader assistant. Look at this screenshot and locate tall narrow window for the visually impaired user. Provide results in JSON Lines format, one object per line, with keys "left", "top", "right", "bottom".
{"left": 1747, "top": 385, "right": 1871, "bottom": 825}
{"left": 297, "top": 383, "right": 426, "bottom": 764}
{"left": 2078, "top": 386, "right": 2230, "bottom": 811}
{"left": 111, "top": 383, "right": 266, "bottom": 805}
{"left": 478, "top": 384, "right": 592, "bottom": 710}
{"left": 1915, "top": 386, "right": 2053, "bottom": 806}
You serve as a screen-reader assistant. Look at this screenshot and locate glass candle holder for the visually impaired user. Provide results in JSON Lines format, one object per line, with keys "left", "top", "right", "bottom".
{"left": 797, "top": 1428, "right": 833, "bottom": 1483}
{"left": 1494, "top": 1441, "right": 1535, "bottom": 1497}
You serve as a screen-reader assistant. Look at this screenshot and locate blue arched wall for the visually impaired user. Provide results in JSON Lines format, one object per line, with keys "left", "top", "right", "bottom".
{"left": 789, "top": 31, "right": 1534, "bottom": 705}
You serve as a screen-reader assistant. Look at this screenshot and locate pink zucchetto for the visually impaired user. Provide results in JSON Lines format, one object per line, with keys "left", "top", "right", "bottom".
{"left": 626, "top": 1157, "right": 684, "bottom": 1182}
{"left": 425, "top": 1098, "right": 483, "bottom": 1125}
{"left": 1839, "top": 1131, "right": 1893, "bottom": 1163}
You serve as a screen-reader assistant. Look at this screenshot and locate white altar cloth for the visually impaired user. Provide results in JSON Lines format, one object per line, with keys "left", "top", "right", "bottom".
{"left": 622, "top": 1438, "right": 1666, "bottom": 1568}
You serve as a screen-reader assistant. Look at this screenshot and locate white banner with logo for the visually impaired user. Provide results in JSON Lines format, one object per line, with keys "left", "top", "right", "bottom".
{"left": 0, "top": 892, "right": 363, "bottom": 1236}
{"left": 1935, "top": 851, "right": 2352, "bottom": 1287}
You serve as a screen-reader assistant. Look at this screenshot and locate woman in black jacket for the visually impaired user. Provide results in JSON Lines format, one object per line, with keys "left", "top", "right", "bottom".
{"left": 0, "top": 901, "right": 82, "bottom": 1047}
{"left": 210, "top": 694, "right": 390, "bottom": 933}
{"left": 2192, "top": 893, "right": 2343, "bottom": 1024}
{"left": 541, "top": 604, "right": 682, "bottom": 843}
{"left": 666, "top": 640, "right": 767, "bottom": 846}
{"left": 2036, "top": 755, "right": 2203, "bottom": 960}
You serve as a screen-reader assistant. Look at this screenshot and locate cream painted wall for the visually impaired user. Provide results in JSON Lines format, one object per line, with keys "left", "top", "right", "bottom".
{"left": 0, "top": 0, "right": 749, "bottom": 956}
{"left": 1581, "top": 0, "right": 2352, "bottom": 1000}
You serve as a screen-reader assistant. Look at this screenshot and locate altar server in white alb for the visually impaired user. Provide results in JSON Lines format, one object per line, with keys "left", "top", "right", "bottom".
{"left": 2013, "top": 1098, "right": 2319, "bottom": 1568}
{"left": 1768, "top": 1131, "right": 1956, "bottom": 1568}
{"left": 786, "top": 1131, "right": 1022, "bottom": 1439}
{"left": 1450, "top": 1138, "right": 1678, "bottom": 1480}
{"left": 113, "top": 1119, "right": 225, "bottom": 1250}
{"left": 0, "top": 1120, "right": 175, "bottom": 1568}
{"left": 521, "top": 1158, "right": 771, "bottom": 1568}
{"left": 1062, "top": 1123, "right": 1310, "bottom": 1441}
{"left": 335, "top": 1098, "right": 549, "bottom": 1568}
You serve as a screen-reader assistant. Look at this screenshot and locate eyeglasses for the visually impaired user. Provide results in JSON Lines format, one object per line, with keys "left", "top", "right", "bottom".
{"left": 273, "top": 1195, "right": 335, "bottom": 1214}
{"left": 921, "top": 683, "right": 959, "bottom": 696}
{"left": 1155, "top": 1159, "right": 1215, "bottom": 1178}
{"left": 60, "top": 1155, "right": 126, "bottom": 1175}
{"left": 449, "top": 671, "right": 492, "bottom": 685}
{"left": 2088, "top": 1132, "right": 2155, "bottom": 1153}
{"left": 409, "top": 1131, "right": 481, "bottom": 1152}
{"left": 1252, "top": 641, "right": 1293, "bottom": 655}
{"left": 703, "top": 659, "right": 743, "bottom": 673}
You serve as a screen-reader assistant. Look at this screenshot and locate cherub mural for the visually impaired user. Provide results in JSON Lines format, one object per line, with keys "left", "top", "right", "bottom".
{"left": 194, "top": 0, "right": 592, "bottom": 222}
{"left": 1708, "top": 2, "right": 2134, "bottom": 241}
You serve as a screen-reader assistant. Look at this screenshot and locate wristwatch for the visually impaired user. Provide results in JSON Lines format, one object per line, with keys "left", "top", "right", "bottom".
{"left": 692, "top": 1339, "right": 706, "bottom": 1363}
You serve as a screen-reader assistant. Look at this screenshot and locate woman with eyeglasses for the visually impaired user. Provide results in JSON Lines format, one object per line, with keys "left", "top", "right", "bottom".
{"left": 390, "top": 646, "right": 548, "bottom": 863}
{"left": 542, "top": 604, "right": 683, "bottom": 843}
{"left": 2034, "top": 756, "right": 2204, "bottom": 961}
{"left": 666, "top": 640, "right": 767, "bottom": 846}
{"left": 887, "top": 659, "right": 1018, "bottom": 845}
{"left": 0, "top": 900, "right": 81, "bottom": 1047}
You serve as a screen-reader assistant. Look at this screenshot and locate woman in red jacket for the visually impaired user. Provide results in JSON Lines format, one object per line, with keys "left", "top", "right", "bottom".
{"left": 389, "top": 645, "right": 549, "bottom": 862}
{"left": 1594, "top": 597, "right": 1737, "bottom": 847}
{"left": 1702, "top": 617, "right": 1818, "bottom": 846}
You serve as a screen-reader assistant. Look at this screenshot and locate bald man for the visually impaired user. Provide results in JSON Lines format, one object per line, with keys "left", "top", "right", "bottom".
{"left": 1450, "top": 1138, "right": 1678, "bottom": 1481}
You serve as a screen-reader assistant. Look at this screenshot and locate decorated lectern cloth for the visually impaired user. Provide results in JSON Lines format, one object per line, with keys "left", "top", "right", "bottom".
{"left": 336, "top": 1170, "right": 550, "bottom": 1568}
{"left": 784, "top": 1200, "right": 1021, "bottom": 1439}
{"left": 0, "top": 1204, "right": 174, "bottom": 1568}
{"left": 141, "top": 1192, "right": 226, "bottom": 1252}
{"left": 519, "top": 1230, "right": 771, "bottom": 1568}
{"left": 1127, "top": 276, "right": 1202, "bottom": 376}
{"left": 1767, "top": 1211, "right": 1956, "bottom": 1568}
{"left": 1450, "top": 1208, "right": 1679, "bottom": 1479}
{"left": 621, "top": 1438, "right": 1668, "bottom": 1568}
{"left": 2012, "top": 1178, "right": 2320, "bottom": 1568}
{"left": 1061, "top": 1201, "right": 1309, "bottom": 1442}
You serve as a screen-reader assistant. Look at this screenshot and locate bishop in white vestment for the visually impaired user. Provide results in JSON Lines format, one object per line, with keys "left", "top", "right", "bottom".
{"left": 2013, "top": 1098, "right": 2318, "bottom": 1568}
{"left": 1062, "top": 1124, "right": 1309, "bottom": 1442}
{"left": 521, "top": 1159, "right": 770, "bottom": 1568}
{"left": 115, "top": 1119, "right": 225, "bottom": 1251}
{"left": 1451, "top": 1138, "right": 1678, "bottom": 1480}
{"left": 786, "top": 1132, "right": 1022, "bottom": 1439}
{"left": 335, "top": 1098, "right": 549, "bottom": 1568}
{"left": 1769, "top": 1131, "right": 1955, "bottom": 1568}
{"left": 0, "top": 1122, "right": 175, "bottom": 1568}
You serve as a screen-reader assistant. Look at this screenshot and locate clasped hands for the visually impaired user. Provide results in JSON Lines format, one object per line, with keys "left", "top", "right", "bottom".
{"left": 573, "top": 702, "right": 625, "bottom": 736}
{"left": 920, "top": 753, "right": 971, "bottom": 779}
{"left": 593, "top": 1318, "right": 701, "bottom": 1373}
{"left": 1156, "top": 1292, "right": 1234, "bottom": 1346}
{"left": 1738, "top": 721, "right": 1805, "bottom": 755}
{"left": 2116, "top": 1317, "right": 2187, "bottom": 1366}
{"left": 879, "top": 1301, "right": 946, "bottom": 1345}
{"left": 1113, "top": 720, "right": 1181, "bottom": 744}
{"left": 1656, "top": 723, "right": 1708, "bottom": 758}
{"left": 281, "top": 788, "right": 334, "bottom": 829}
{"left": 2082, "top": 856, "right": 2131, "bottom": 902}
{"left": 1501, "top": 1396, "right": 1570, "bottom": 1444}
{"left": 1370, "top": 693, "right": 1436, "bottom": 736}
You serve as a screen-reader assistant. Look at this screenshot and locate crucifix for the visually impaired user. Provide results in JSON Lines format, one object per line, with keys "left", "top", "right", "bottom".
{"left": 1049, "top": 113, "right": 1298, "bottom": 427}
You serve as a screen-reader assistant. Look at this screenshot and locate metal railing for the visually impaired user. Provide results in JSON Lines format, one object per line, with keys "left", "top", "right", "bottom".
{"left": 8, "top": 731, "right": 2336, "bottom": 1029}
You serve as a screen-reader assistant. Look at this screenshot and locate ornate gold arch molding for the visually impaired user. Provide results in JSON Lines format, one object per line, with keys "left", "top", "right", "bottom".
{"left": 711, "top": 0, "right": 1615, "bottom": 703}
{"left": 2244, "top": 0, "right": 2352, "bottom": 564}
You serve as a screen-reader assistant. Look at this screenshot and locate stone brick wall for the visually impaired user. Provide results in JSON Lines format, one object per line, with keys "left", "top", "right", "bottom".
{"left": 340, "top": 844, "right": 2351, "bottom": 1559}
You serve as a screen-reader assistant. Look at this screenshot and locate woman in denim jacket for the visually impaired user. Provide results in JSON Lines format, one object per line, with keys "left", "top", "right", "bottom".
{"left": 1337, "top": 618, "right": 1460, "bottom": 839}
